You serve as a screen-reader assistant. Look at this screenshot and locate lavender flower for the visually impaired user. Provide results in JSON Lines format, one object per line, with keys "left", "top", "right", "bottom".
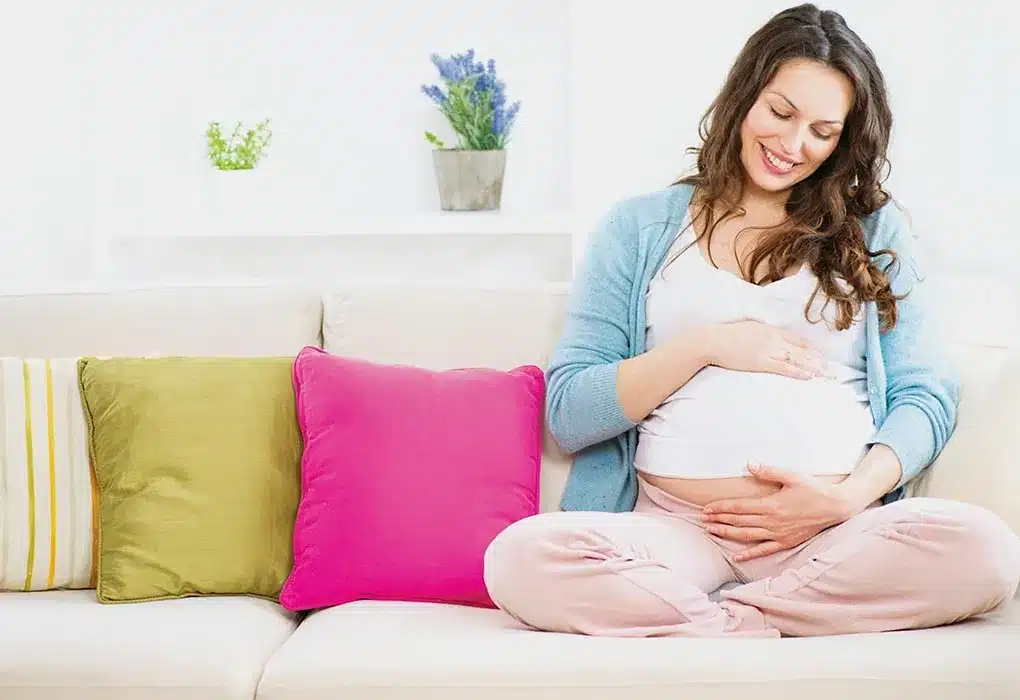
{"left": 420, "top": 49, "right": 521, "bottom": 150}
{"left": 421, "top": 84, "right": 447, "bottom": 105}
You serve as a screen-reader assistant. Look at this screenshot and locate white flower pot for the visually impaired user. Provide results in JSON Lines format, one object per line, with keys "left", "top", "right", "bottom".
{"left": 205, "top": 169, "right": 271, "bottom": 235}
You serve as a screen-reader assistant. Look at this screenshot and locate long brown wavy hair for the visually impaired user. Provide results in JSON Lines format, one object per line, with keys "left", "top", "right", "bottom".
{"left": 674, "top": 3, "right": 901, "bottom": 331}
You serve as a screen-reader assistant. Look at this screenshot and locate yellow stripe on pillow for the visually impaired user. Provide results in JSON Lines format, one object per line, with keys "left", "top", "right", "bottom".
{"left": 1, "top": 358, "right": 94, "bottom": 591}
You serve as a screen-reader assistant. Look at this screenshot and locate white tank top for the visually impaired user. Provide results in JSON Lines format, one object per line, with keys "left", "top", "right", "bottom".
{"left": 634, "top": 213, "right": 877, "bottom": 480}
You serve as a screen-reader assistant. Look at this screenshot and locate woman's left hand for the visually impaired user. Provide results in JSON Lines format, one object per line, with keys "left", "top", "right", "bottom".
{"left": 701, "top": 463, "right": 859, "bottom": 561}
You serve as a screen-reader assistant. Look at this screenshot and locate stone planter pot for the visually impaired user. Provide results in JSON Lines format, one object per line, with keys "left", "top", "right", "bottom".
{"left": 431, "top": 149, "right": 507, "bottom": 211}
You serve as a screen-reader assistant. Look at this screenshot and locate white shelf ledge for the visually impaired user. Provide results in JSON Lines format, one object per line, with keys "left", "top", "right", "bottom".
{"left": 100, "top": 172, "right": 577, "bottom": 239}
{"left": 110, "top": 210, "right": 577, "bottom": 239}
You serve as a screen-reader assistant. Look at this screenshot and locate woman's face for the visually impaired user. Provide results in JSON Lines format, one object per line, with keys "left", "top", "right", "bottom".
{"left": 739, "top": 58, "right": 853, "bottom": 196}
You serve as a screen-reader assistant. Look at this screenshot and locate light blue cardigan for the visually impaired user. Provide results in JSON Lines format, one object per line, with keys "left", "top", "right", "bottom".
{"left": 547, "top": 184, "right": 959, "bottom": 512}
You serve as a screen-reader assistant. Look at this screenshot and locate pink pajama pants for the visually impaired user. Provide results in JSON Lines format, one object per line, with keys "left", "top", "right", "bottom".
{"left": 483, "top": 476, "right": 1020, "bottom": 637}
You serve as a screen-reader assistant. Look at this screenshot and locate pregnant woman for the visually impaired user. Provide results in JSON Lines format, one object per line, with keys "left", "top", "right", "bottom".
{"left": 482, "top": 3, "right": 1020, "bottom": 637}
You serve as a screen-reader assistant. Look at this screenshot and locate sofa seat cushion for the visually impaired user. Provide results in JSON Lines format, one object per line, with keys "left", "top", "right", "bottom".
{"left": 0, "top": 590, "right": 297, "bottom": 700}
{"left": 257, "top": 599, "right": 1020, "bottom": 700}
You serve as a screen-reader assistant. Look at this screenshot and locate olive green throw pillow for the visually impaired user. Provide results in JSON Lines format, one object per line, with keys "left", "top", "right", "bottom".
{"left": 78, "top": 357, "right": 302, "bottom": 603}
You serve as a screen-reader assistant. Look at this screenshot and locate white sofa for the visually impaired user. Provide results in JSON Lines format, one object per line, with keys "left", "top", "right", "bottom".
{"left": 0, "top": 277, "right": 1017, "bottom": 700}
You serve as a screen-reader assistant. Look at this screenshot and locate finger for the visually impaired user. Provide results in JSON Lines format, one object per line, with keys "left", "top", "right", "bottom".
{"left": 734, "top": 540, "right": 787, "bottom": 562}
{"left": 780, "top": 331, "right": 812, "bottom": 349}
{"left": 703, "top": 512, "right": 769, "bottom": 528}
{"left": 747, "top": 463, "right": 802, "bottom": 487}
{"left": 781, "top": 345, "right": 827, "bottom": 376}
{"left": 766, "top": 346, "right": 824, "bottom": 379}
{"left": 767, "top": 357, "right": 817, "bottom": 380}
{"left": 703, "top": 498, "right": 772, "bottom": 516}
{"left": 704, "top": 524, "right": 773, "bottom": 542}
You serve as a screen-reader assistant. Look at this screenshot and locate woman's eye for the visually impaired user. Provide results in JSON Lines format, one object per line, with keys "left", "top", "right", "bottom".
{"left": 768, "top": 105, "right": 835, "bottom": 140}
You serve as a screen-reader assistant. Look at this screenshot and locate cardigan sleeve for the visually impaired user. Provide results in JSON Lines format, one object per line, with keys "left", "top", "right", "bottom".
{"left": 545, "top": 201, "right": 641, "bottom": 454}
{"left": 867, "top": 202, "right": 961, "bottom": 488}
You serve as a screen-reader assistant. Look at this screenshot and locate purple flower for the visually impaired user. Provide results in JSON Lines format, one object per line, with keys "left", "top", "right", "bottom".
{"left": 422, "top": 49, "right": 522, "bottom": 149}
{"left": 429, "top": 49, "right": 487, "bottom": 84}
{"left": 493, "top": 100, "right": 521, "bottom": 138}
{"left": 420, "top": 84, "right": 448, "bottom": 105}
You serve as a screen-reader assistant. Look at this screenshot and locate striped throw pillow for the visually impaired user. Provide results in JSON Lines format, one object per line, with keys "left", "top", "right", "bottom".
{"left": 0, "top": 358, "right": 96, "bottom": 591}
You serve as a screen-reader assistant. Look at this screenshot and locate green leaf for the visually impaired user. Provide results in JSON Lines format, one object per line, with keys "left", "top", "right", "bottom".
{"left": 205, "top": 117, "right": 272, "bottom": 170}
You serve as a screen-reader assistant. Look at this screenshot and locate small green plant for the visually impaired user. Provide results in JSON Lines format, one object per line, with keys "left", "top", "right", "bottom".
{"left": 205, "top": 118, "right": 272, "bottom": 170}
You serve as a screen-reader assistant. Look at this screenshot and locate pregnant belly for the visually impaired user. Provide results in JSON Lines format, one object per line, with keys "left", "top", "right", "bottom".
{"left": 635, "top": 368, "right": 875, "bottom": 505}
{"left": 640, "top": 472, "right": 849, "bottom": 506}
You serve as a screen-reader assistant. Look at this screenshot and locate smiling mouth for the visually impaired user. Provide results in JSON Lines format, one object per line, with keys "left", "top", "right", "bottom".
{"left": 760, "top": 143, "right": 799, "bottom": 174}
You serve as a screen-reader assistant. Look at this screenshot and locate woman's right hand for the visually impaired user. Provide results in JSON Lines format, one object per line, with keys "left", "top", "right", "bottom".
{"left": 702, "top": 321, "right": 828, "bottom": 380}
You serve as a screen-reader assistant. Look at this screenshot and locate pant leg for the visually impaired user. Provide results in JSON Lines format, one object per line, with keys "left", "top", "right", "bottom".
{"left": 482, "top": 494, "right": 778, "bottom": 637}
{"left": 719, "top": 497, "right": 1020, "bottom": 637}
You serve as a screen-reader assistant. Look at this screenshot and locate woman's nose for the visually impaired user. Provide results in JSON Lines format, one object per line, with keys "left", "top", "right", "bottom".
{"left": 779, "top": 131, "right": 803, "bottom": 156}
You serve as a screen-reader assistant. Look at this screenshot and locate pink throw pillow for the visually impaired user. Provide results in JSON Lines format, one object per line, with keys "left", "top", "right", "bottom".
{"left": 280, "top": 346, "right": 544, "bottom": 612}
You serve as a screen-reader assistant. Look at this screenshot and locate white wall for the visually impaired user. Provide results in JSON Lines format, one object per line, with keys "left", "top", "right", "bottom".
{"left": 89, "top": 0, "right": 570, "bottom": 229}
{"left": 0, "top": 3, "right": 96, "bottom": 287}
{"left": 0, "top": 0, "right": 1015, "bottom": 292}
{"left": 0, "top": 0, "right": 575, "bottom": 291}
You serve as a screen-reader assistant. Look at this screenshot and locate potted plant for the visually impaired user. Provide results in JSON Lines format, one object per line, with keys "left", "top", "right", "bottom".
{"left": 203, "top": 119, "right": 273, "bottom": 231}
{"left": 421, "top": 49, "right": 521, "bottom": 211}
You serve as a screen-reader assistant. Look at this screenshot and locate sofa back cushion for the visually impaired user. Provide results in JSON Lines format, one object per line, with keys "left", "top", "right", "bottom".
{"left": 321, "top": 282, "right": 572, "bottom": 512}
{"left": 322, "top": 274, "right": 1019, "bottom": 515}
{"left": 924, "top": 273, "right": 1019, "bottom": 396}
{"left": 0, "top": 284, "right": 322, "bottom": 357}
{"left": 908, "top": 275, "right": 1020, "bottom": 534}
{"left": 914, "top": 348, "right": 1020, "bottom": 536}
